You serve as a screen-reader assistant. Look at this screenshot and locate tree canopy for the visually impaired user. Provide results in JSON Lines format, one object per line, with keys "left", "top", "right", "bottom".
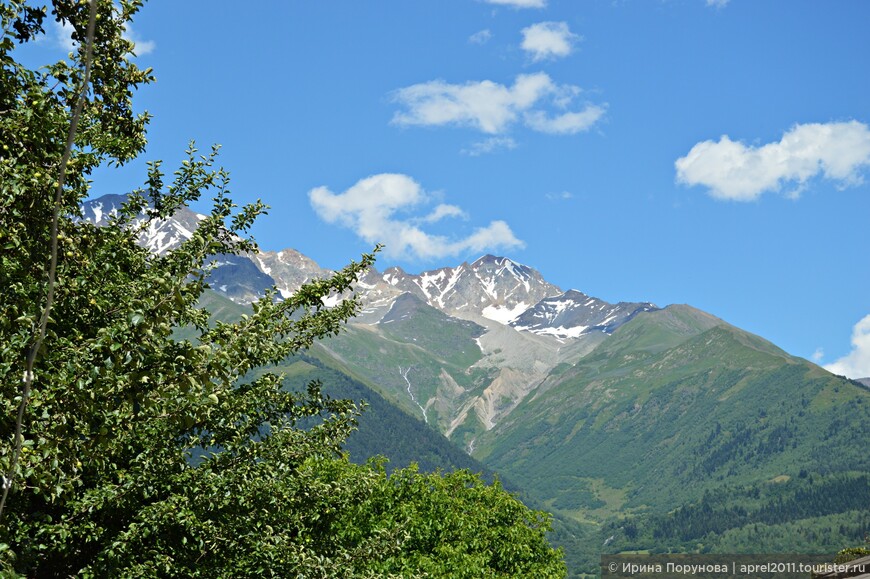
{"left": 0, "top": 1, "right": 565, "bottom": 576}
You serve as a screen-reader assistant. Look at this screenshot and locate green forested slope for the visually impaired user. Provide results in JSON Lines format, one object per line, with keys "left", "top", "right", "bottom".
{"left": 473, "top": 306, "right": 870, "bottom": 574}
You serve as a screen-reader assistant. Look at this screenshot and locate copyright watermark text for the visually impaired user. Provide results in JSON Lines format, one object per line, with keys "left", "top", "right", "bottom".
{"left": 601, "top": 554, "right": 855, "bottom": 578}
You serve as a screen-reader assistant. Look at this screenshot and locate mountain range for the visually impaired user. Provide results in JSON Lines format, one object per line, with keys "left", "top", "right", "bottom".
{"left": 81, "top": 195, "right": 870, "bottom": 576}
{"left": 80, "top": 195, "right": 660, "bottom": 440}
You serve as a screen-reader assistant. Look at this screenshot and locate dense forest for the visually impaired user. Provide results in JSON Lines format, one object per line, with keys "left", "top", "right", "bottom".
{"left": 606, "top": 474, "right": 870, "bottom": 549}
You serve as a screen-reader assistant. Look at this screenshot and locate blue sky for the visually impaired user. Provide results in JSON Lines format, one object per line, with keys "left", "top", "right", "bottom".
{"left": 32, "top": 0, "right": 870, "bottom": 376}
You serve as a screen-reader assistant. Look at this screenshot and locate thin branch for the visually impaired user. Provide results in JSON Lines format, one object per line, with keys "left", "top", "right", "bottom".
{"left": 0, "top": 0, "right": 99, "bottom": 522}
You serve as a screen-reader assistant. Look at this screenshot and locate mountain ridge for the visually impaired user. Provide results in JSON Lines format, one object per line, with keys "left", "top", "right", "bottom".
{"left": 80, "top": 194, "right": 658, "bottom": 346}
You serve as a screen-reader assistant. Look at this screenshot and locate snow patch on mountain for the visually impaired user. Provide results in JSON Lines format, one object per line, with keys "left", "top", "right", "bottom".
{"left": 322, "top": 294, "right": 342, "bottom": 308}
{"left": 255, "top": 256, "right": 272, "bottom": 276}
{"left": 383, "top": 270, "right": 403, "bottom": 286}
{"left": 482, "top": 302, "right": 529, "bottom": 325}
{"left": 514, "top": 324, "right": 589, "bottom": 339}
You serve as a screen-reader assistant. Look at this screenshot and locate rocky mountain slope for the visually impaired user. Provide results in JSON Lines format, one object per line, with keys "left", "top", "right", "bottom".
{"left": 81, "top": 195, "right": 654, "bottom": 439}
{"left": 80, "top": 194, "right": 329, "bottom": 303}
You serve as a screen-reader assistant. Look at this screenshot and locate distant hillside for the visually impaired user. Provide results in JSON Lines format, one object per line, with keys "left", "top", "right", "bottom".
{"left": 289, "top": 353, "right": 496, "bottom": 476}
{"left": 473, "top": 305, "right": 870, "bottom": 574}
{"left": 195, "top": 289, "right": 496, "bottom": 477}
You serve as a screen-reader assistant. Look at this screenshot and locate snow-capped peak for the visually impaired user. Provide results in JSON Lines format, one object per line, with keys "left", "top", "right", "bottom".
{"left": 80, "top": 194, "right": 205, "bottom": 255}
{"left": 511, "top": 289, "right": 658, "bottom": 341}
{"left": 347, "top": 256, "right": 562, "bottom": 327}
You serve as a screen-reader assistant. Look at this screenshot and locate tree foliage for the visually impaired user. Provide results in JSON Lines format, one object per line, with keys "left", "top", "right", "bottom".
{"left": 834, "top": 535, "right": 870, "bottom": 565}
{"left": 0, "top": 1, "right": 565, "bottom": 576}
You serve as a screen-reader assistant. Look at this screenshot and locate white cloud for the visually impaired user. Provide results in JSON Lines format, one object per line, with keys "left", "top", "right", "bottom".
{"left": 824, "top": 315, "right": 870, "bottom": 379}
{"left": 524, "top": 105, "right": 606, "bottom": 135}
{"left": 521, "top": 22, "right": 580, "bottom": 62}
{"left": 123, "top": 24, "right": 156, "bottom": 56}
{"left": 54, "top": 20, "right": 77, "bottom": 51}
{"left": 309, "top": 174, "right": 524, "bottom": 261}
{"left": 706, "top": 0, "right": 730, "bottom": 7}
{"left": 462, "top": 137, "right": 518, "bottom": 156}
{"left": 419, "top": 204, "right": 467, "bottom": 223}
{"left": 811, "top": 348, "right": 824, "bottom": 363}
{"left": 484, "top": 0, "right": 547, "bottom": 8}
{"left": 392, "top": 72, "right": 605, "bottom": 136}
{"left": 392, "top": 73, "right": 551, "bottom": 134}
{"left": 469, "top": 29, "right": 493, "bottom": 45}
{"left": 675, "top": 121, "right": 870, "bottom": 201}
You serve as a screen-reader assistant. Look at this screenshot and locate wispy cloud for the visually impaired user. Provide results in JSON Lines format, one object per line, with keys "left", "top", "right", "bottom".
{"left": 391, "top": 72, "right": 605, "bottom": 136}
{"left": 123, "top": 24, "right": 155, "bottom": 56}
{"left": 54, "top": 20, "right": 77, "bottom": 51}
{"left": 469, "top": 29, "right": 493, "bottom": 45}
{"left": 824, "top": 315, "right": 870, "bottom": 379}
{"left": 546, "top": 191, "right": 573, "bottom": 201}
{"left": 418, "top": 204, "right": 467, "bottom": 223}
{"left": 675, "top": 121, "right": 870, "bottom": 201}
{"left": 462, "top": 137, "right": 518, "bottom": 156}
{"left": 483, "top": 0, "right": 546, "bottom": 8}
{"left": 706, "top": 0, "right": 730, "bottom": 7}
{"left": 309, "top": 173, "right": 524, "bottom": 261}
{"left": 521, "top": 22, "right": 580, "bottom": 62}
{"left": 525, "top": 106, "right": 605, "bottom": 135}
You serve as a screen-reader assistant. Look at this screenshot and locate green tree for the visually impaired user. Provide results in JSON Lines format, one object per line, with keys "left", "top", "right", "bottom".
{"left": 0, "top": 1, "right": 565, "bottom": 576}
{"left": 346, "top": 465, "right": 566, "bottom": 578}
{"left": 834, "top": 536, "right": 870, "bottom": 565}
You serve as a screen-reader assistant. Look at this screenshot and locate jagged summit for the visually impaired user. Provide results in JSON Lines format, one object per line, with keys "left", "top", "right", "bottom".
{"left": 510, "top": 290, "right": 658, "bottom": 341}
{"left": 355, "top": 254, "right": 563, "bottom": 325}
{"left": 470, "top": 255, "right": 536, "bottom": 287}
{"left": 472, "top": 254, "right": 499, "bottom": 264}
{"left": 80, "top": 194, "right": 326, "bottom": 303}
{"left": 471, "top": 254, "right": 527, "bottom": 269}
{"left": 80, "top": 194, "right": 206, "bottom": 255}
{"left": 79, "top": 193, "right": 128, "bottom": 224}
